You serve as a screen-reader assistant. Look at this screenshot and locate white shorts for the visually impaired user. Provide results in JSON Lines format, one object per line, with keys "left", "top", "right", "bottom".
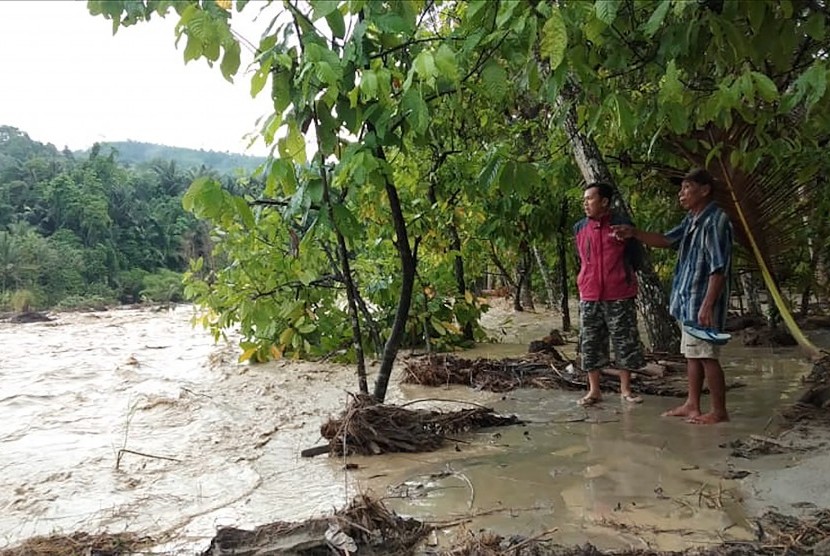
{"left": 680, "top": 328, "right": 720, "bottom": 359}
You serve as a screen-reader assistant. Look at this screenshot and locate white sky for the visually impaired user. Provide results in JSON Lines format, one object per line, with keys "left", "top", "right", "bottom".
{"left": 0, "top": 0, "right": 274, "bottom": 156}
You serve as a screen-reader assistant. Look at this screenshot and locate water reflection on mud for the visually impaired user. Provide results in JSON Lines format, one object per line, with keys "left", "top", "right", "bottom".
{"left": 0, "top": 304, "right": 822, "bottom": 553}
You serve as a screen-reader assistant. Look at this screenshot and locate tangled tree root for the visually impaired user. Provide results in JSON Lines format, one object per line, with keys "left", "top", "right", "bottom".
{"left": 431, "top": 509, "right": 830, "bottom": 555}
{"left": 0, "top": 532, "right": 154, "bottom": 556}
{"left": 403, "top": 353, "right": 743, "bottom": 398}
{"left": 202, "top": 494, "right": 428, "bottom": 555}
{"left": 200, "top": 496, "right": 830, "bottom": 556}
{"left": 319, "top": 394, "right": 521, "bottom": 456}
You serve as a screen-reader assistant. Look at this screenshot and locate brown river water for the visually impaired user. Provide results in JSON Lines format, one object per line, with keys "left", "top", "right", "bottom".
{"left": 1, "top": 303, "right": 829, "bottom": 553}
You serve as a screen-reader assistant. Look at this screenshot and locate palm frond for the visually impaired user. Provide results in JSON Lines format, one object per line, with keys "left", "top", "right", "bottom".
{"left": 663, "top": 125, "right": 821, "bottom": 358}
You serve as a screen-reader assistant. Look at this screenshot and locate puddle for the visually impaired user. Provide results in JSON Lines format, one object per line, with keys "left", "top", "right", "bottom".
{"left": 0, "top": 303, "right": 825, "bottom": 553}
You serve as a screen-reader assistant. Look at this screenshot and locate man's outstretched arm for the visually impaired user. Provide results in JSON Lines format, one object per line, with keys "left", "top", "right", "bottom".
{"left": 611, "top": 225, "right": 672, "bottom": 248}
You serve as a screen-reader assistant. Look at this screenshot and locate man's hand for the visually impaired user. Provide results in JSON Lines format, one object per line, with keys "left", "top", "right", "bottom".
{"left": 611, "top": 224, "right": 636, "bottom": 240}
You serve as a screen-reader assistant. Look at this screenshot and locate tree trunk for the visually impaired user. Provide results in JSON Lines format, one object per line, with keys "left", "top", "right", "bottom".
{"left": 557, "top": 81, "right": 679, "bottom": 353}
{"left": 519, "top": 244, "right": 534, "bottom": 310}
{"left": 558, "top": 198, "right": 571, "bottom": 331}
{"left": 513, "top": 259, "right": 525, "bottom": 312}
{"left": 427, "top": 169, "right": 474, "bottom": 341}
{"left": 740, "top": 271, "right": 763, "bottom": 317}
{"left": 372, "top": 152, "right": 416, "bottom": 403}
{"left": 317, "top": 132, "right": 368, "bottom": 394}
{"left": 533, "top": 244, "right": 556, "bottom": 310}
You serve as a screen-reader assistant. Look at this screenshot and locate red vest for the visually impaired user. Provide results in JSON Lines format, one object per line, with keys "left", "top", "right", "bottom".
{"left": 574, "top": 212, "right": 638, "bottom": 301}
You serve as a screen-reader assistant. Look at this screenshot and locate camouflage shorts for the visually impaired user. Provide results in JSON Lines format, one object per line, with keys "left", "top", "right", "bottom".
{"left": 579, "top": 298, "right": 646, "bottom": 372}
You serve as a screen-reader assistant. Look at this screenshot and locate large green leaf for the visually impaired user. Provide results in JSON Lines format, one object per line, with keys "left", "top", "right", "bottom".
{"left": 540, "top": 8, "right": 567, "bottom": 70}
{"left": 402, "top": 88, "right": 429, "bottom": 135}
{"left": 642, "top": 0, "right": 671, "bottom": 37}
{"left": 480, "top": 61, "right": 508, "bottom": 101}
{"left": 594, "top": 0, "right": 620, "bottom": 25}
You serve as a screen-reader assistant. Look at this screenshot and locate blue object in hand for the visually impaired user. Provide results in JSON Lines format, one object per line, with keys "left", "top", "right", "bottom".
{"left": 682, "top": 321, "right": 732, "bottom": 345}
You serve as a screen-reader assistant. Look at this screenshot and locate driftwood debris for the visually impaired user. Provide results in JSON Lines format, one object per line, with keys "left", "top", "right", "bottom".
{"left": 201, "top": 495, "right": 427, "bottom": 556}
{"left": 316, "top": 394, "right": 521, "bottom": 457}
{"left": 9, "top": 311, "right": 52, "bottom": 324}
{"left": 0, "top": 532, "right": 154, "bottom": 556}
{"left": 402, "top": 353, "right": 743, "bottom": 398}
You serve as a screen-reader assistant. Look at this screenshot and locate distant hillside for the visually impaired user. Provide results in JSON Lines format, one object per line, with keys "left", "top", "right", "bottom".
{"left": 78, "top": 140, "right": 267, "bottom": 174}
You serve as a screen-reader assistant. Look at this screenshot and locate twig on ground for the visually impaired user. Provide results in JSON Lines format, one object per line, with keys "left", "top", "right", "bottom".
{"left": 116, "top": 448, "right": 181, "bottom": 468}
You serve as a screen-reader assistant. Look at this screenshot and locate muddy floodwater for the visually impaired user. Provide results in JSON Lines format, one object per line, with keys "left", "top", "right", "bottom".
{"left": 1, "top": 303, "right": 829, "bottom": 553}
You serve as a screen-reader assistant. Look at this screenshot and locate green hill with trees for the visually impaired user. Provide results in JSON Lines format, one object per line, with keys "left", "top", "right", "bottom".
{"left": 0, "top": 125, "right": 260, "bottom": 311}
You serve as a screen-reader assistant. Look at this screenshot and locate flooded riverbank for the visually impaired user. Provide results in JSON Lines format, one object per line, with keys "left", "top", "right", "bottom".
{"left": 1, "top": 303, "right": 828, "bottom": 553}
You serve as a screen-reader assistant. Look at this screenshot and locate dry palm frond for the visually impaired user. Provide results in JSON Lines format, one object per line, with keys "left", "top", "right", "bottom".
{"left": 665, "top": 124, "right": 821, "bottom": 357}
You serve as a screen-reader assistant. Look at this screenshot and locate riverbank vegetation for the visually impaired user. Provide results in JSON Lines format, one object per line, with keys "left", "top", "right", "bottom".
{"left": 0, "top": 125, "right": 261, "bottom": 312}
{"left": 84, "top": 0, "right": 830, "bottom": 404}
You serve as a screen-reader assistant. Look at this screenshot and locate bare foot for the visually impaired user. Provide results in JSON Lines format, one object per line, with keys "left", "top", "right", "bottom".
{"left": 662, "top": 404, "right": 700, "bottom": 418}
{"left": 686, "top": 412, "right": 729, "bottom": 425}
{"left": 578, "top": 395, "right": 602, "bottom": 406}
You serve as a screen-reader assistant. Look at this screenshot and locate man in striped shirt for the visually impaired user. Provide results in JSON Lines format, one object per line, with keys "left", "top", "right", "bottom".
{"left": 612, "top": 168, "right": 733, "bottom": 424}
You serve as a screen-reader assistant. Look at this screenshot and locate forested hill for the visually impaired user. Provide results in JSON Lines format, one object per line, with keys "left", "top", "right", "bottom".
{"left": 0, "top": 125, "right": 262, "bottom": 313}
{"left": 78, "top": 140, "right": 266, "bottom": 174}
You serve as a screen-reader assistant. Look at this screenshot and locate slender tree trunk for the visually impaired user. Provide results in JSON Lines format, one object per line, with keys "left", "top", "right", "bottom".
{"left": 557, "top": 82, "right": 679, "bottom": 353}
{"left": 314, "top": 114, "right": 368, "bottom": 394}
{"left": 533, "top": 244, "right": 556, "bottom": 309}
{"left": 372, "top": 151, "right": 416, "bottom": 403}
{"left": 427, "top": 164, "right": 473, "bottom": 341}
{"left": 740, "top": 271, "right": 763, "bottom": 317}
{"left": 520, "top": 242, "right": 535, "bottom": 311}
{"left": 513, "top": 260, "right": 525, "bottom": 312}
{"left": 513, "top": 240, "right": 532, "bottom": 311}
{"left": 558, "top": 198, "right": 571, "bottom": 331}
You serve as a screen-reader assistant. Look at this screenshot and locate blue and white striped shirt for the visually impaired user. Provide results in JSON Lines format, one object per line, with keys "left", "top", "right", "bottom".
{"left": 665, "top": 202, "right": 733, "bottom": 330}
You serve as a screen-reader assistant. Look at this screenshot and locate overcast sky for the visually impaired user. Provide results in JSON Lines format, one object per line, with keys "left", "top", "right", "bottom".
{"left": 0, "top": 1, "right": 273, "bottom": 155}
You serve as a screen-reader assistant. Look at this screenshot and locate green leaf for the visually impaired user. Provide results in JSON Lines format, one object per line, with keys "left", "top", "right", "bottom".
{"left": 751, "top": 71, "right": 778, "bottom": 102}
{"left": 332, "top": 203, "right": 362, "bottom": 239}
{"left": 804, "top": 13, "right": 826, "bottom": 41}
{"left": 434, "top": 44, "right": 459, "bottom": 82}
{"left": 413, "top": 51, "right": 437, "bottom": 84}
{"left": 182, "top": 177, "right": 225, "bottom": 218}
{"left": 374, "top": 13, "right": 411, "bottom": 34}
{"left": 659, "top": 59, "right": 683, "bottom": 103}
{"left": 232, "top": 196, "right": 255, "bottom": 228}
{"left": 360, "top": 69, "right": 379, "bottom": 99}
{"left": 480, "top": 61, "right": 507, "bottom": 102}
{"left": 312, "top": 0, "right": 339, "bottom": 20}
{"left": 402, "top": 88, "right": 429, "bottom": 135}
{"left": 280, "top": 119, "right": 307, "bottom": 165}
{"left": 272, "top": 70, "right": 292, "bottom": 113}
{"left": 642, "top": 0, "right": 671, "bottom": 37}
{"left": 183, "top": 35, "right": 202, "bottom": 63}
{"left": 251, "top": 64, "right": 270, "bottom": 98}
{"left": 326, "top": 8, "right": 346, "bottom": 39}
{"left": 220, "top": 41, "right": 241, "bottom": 82}
{"left": 594, "top": 0, "right": 620, "bottom": 25}
{"left": 540, "top": 8, "right": 567, "bottom": 70}
{"left": 746, "top": 0, "right": 765, "bottom": 35}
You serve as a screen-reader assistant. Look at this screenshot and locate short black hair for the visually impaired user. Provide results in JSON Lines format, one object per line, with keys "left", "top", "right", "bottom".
{"left": 585, "top": 181, "right": 615, "bottom": 201}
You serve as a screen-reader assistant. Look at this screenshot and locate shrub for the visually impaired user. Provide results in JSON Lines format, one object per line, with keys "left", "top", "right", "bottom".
{"left": 10, "top": 289, "right": 36, "bottom": 312}
{"left": 140, "top": 269, "right": 184, "bottom": 303}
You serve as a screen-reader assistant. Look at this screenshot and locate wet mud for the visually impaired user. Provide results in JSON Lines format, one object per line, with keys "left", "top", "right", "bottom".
{"left": 2, "top": 301, "right": 830, "bottom": 554}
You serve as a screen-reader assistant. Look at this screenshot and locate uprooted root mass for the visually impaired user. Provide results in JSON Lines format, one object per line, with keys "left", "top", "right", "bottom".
{"left": 0, "top": 532, "right": 154, "bottom": 556}
{"left": 209, "top": 498, "right": 830, "bottom": 556}
{"left": 319, "top": 394, "right": 521, "bottom": 456}
{"left": 402, "top": 353, "right": 742, "bottom": 398}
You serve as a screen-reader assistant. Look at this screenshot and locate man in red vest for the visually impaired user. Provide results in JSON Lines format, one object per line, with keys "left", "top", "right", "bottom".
{"left": 573, "top": 182, "right": 646, "bottom": 405}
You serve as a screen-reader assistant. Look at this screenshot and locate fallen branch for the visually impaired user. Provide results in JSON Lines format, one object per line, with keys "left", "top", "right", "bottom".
{"left": 115, "top": 448, "right": 181, "bottom": 469}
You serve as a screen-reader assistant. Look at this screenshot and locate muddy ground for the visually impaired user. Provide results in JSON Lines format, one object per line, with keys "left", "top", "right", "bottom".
{"left": 1, "top": 299, "right": 830, "bottom": 555}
